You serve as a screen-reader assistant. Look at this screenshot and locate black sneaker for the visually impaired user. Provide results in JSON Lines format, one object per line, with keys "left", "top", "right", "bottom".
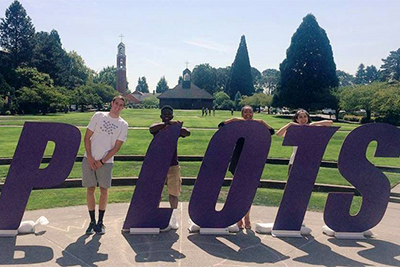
{"left": 85, "top": 221, "right": 96, "bottom": 235}
{"left": 96, "top": 222, "right": 106, "bottom": 235}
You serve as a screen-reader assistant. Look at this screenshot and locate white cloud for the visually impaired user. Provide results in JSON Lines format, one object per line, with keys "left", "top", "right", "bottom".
{"left": 185, "top": 39, "right": 233, "bottom": 53}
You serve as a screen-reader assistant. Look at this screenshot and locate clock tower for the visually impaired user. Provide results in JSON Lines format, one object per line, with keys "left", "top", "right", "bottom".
{"left": 116, "top": 35, "right": 127, "bottom": 94}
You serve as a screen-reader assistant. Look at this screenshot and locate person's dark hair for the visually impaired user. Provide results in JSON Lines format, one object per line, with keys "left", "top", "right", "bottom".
{"left": 161, "top": 105, "right": 173, "bottom": 114}
{"left": 293, "top": 109, "right": 311, "bottom": 123}
{"left": 241, "top": 105, "right": 253, "bottom": 115}
{"left": 112, "top": 95, "right": 126, "bottom": 106}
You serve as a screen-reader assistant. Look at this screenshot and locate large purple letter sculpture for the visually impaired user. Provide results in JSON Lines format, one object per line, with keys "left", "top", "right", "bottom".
{"left": 123, "top": 123, "right": 182, "bottom": 230}
{"left": 272, "top": 126, "right": 339, "bottom": 235}
{"left": 189, "top": 121, "right": 271, "bottom": 228}
{"left": 324, "top": 123, "right": 400, "bottom": 233}
{"left": 0, "top": 122, "right": 80, "bottom": 234}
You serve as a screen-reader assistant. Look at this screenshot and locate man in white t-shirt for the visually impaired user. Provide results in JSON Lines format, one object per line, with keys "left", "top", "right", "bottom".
{"left": 82, "top": 95, "right": 128, "bottom": 235}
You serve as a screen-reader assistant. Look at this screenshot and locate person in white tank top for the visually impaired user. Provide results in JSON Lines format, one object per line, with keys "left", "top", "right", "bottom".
{"left": 276, "top": 109, "right": 333, "bottom": 174}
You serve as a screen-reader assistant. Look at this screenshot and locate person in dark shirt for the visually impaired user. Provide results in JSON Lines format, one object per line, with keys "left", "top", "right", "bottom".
{"left": 149, "top": 105, "right": 190, "bottom": 210}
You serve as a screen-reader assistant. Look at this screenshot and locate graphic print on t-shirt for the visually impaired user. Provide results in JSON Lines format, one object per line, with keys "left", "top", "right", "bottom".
{"left": 100, "top": 120, "right": 119, "bottom": 135}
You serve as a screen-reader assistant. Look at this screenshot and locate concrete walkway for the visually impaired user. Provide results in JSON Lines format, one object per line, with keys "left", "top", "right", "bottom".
{"left": 1, "top": 194, "right": 400, "bottom": 267}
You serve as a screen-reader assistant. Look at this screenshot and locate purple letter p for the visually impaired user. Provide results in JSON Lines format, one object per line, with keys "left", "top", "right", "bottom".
{"left": 0, "top": 122, "right": 80, "bottom": 232}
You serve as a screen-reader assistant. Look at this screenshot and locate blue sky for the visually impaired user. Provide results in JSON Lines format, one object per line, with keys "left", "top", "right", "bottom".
{"left": 1, "top": 0, "right": 399, "bottom": 91}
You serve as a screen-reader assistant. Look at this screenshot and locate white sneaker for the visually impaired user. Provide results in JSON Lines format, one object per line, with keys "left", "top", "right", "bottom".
{"left": 188, "top": 219, "right": 200, "bottom": 233}
{"left": 228, "top": 224, "right": 240, "bottom": 233}
{"left": 169, "top": 211, "right": 179, "bottom": 230}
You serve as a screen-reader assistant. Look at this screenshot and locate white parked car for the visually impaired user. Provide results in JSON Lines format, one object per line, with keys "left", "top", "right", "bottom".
{"left": 322, "top": 108, "right": 335, "bottom": 115}
{"left": 281, "top": 108, "right": 290, "bottom": 114}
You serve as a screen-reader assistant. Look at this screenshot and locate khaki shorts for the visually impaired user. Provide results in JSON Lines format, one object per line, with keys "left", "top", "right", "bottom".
{"left": 167, "top": 165, "right": 181, "bottom": 197}
{"left": 82, "top": 157, "right": 113, "bottom": 188}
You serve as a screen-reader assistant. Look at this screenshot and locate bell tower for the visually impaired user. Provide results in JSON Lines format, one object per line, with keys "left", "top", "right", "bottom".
{"left": 116, "top": 34, "right": 127, "bottom": 94}
{"left": 182, "top": 62, "right": 191, "bottom": 89}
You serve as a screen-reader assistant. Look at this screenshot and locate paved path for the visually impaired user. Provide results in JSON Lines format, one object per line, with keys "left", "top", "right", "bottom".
{"left": 1, "top": 199, "right": 399, "bottom": 267}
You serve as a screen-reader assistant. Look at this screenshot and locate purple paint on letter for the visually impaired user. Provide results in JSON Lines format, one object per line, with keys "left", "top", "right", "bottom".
{"left": 0, "top": 122, "right": 81, "bottom": 230}
{"left": 324, "top": 123, "right": 400, "bottom": 232}
{"left": 273, "top": 125, "right": 339, "bottom": 231}
{"left": 189, "top": 121, "right": 271, "bottom": 228}
{"left": 123, "top": 123, "right": 182, "bottom": 229}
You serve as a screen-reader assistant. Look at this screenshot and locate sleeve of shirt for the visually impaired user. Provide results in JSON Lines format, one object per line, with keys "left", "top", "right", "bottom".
{"left": 117, "top": 122, "right": 128, "bottom": 142}
{"left": 87, "top": 112, "right": 100, "bottom": 131}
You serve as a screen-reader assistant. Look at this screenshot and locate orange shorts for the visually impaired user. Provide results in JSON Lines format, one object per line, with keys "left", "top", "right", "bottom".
{"left": 167, "top": 165, "right": 181, "bottom": 197}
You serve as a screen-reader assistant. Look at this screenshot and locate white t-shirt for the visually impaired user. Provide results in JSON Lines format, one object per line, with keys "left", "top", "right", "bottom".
{"left": 85, "top": 112, "right": 128, "bottom": 163}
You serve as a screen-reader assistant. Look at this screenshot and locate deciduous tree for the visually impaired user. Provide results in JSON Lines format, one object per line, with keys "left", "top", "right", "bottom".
{"left": 192, "top": 64, "right": 218, "bottom": 95}
{"left": 94, "top": 66, "right": 117, "bottom": 89}
{"left": 262, "top": 69, "right": 280, "bottom": 94}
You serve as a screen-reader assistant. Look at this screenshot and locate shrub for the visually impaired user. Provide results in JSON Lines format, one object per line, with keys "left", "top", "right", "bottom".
{"left": 343, "top": 115, "right": 361, "bottom": 122}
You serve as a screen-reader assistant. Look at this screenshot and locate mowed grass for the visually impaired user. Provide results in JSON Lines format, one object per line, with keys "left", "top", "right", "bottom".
{"left": 25, "top": 185, "right": 362, "bottom": 215}
{"left": 0, "top": 109, "right": 359, "bottom": 130}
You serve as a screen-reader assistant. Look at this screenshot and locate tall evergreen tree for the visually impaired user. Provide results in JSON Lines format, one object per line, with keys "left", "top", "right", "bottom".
{"left": 365, "top": 65, "right": 379, "bottom": 84}
{"left": 0, "top": 0, "right": 35, "bottom": 68}
{"left": 355, "top": 64, "right": 367, "bottom": 84}
{"left": 225, "top": 35, "right": 254, "bottom": 99}
{"left": 380, "top": 48, "right": 400, "bottom": 81}
{"left": 156, "top": 76, "right": 169, "bottom": 93}
{"left": 32, "top": 30, "right": 68, "bottom": 86}
{"left": 336, "top": 70, "right": 354, "bottom": 87}
{"left": 136, "top": 77, "right": 149, "bottom": 93}
{"left": 272, "top": 14, "right": 338, "bottom": 110}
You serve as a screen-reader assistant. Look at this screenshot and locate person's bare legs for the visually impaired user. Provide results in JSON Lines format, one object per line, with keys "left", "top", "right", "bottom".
{"left": 169, "top": 195, "right": 178, "bottom": 209}
{"left": 87, "top": 187, "right": 96, "bottom": 210}
{"left": 99, "top": 187, "right": 108, "bottom": 210}
{"left": 244, "top": 209, "right": 251, "bottom": 229}
{"left": 237, "top": 219, "right": 244, "bottom": 229}
{"left": 85, "top": 187, "right": 97, "bottom": 234}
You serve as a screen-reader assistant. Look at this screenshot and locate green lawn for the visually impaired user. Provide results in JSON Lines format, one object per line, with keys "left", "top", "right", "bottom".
{"left": 0, "top": 109, "right": 358, "bottom": 130}
{"left": 26, "top": 185, "right": 362, "bottom": 214}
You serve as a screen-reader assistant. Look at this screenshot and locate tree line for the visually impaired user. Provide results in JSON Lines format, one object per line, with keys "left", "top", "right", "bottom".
{"left": 0, "top": 0, "right": 117, "bottom": 114}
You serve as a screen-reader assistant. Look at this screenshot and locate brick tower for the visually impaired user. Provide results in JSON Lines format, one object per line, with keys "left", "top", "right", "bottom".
{"left": 116, "top": 36, "right": 127, "bottom": 94}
